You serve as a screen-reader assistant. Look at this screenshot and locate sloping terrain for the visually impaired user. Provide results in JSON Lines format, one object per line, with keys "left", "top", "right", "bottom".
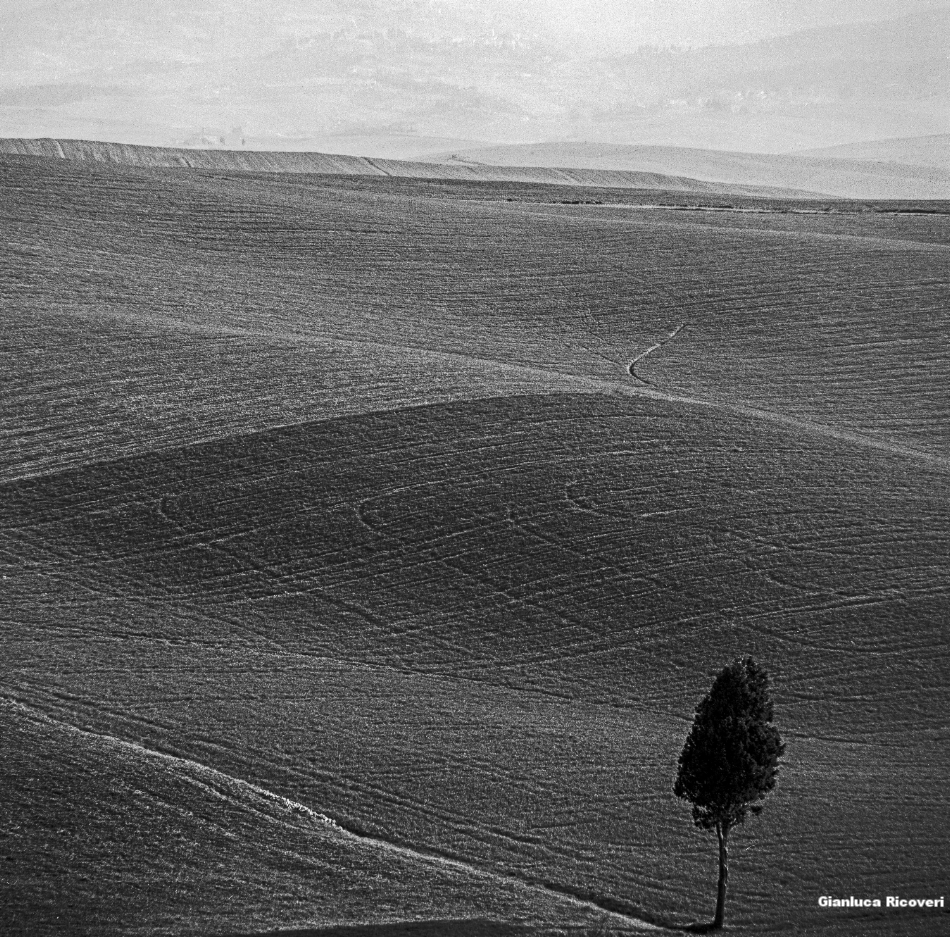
{"left": 801, "top": 133, "right": 950, "bottom": 172}
{"left": 0, "top": 698, "right": 626, "bottom": 936}
{"left": 4, "top": 154, "right": 947, "bottom": 466}
{"left": 0, "top": 139, "right": 817, "bottom": 197}
{"left": 2, "top": 152, "right": 949, "bottom": 935}
{"left": 432, "top": 142, "right": 950, "bottom": 200}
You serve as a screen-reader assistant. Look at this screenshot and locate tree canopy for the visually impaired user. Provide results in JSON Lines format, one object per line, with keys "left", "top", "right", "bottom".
{"left": 674, "top": 657, "right": 785, "bottom": 928}
{"left": 675, "top": 656, "right": 785, "bottom": 830}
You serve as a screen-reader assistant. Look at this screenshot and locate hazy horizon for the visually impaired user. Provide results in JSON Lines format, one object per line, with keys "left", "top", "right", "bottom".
{"left": 1, "top": 0, "right": 948, "bottom": 155}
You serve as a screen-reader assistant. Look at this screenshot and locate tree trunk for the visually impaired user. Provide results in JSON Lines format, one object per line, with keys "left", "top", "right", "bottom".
{"left": 713, "top": 821, "right": 729, "bottom": 929}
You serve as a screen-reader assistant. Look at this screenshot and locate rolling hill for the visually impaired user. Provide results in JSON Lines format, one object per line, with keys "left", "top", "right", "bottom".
{"left": 2, "top": 696, "right": 628, "bottom": 935}
{"left": 0, "top": 139, "right": 821, "bottom": 198}
{"left": 801, "top": 133, "right": 950, "bottom": 172}
{"left": 432, "top": 142, "right": 950, "bottom": 200}
{"left": 2, "top": 150, "right": 948, "bottom": 935}
{"left": 6, "top": 134, "right": 950, "bottom": 200}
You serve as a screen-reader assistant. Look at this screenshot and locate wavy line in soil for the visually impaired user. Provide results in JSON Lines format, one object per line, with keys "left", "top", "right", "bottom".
{"left": 0, "top": 691, "right": 659, "bottom": 932}
{"left": 628, "top": 324, "right": 687, "bottom": 386}
{"left": 5, "top": 307, "right": 948, "bottom": 486}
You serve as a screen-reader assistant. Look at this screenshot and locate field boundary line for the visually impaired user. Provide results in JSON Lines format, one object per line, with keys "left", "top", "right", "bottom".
{"left": 453, "top": 198, "right": 950, "bottom": 252}
{"left": 0, "top": 691, "right": 660, "bottom": 931}
{"left": 4, "top": 308, "right": 947, "bottom": 485}
{"left": 82, "top": 309, "right": 950, "bottom": 471}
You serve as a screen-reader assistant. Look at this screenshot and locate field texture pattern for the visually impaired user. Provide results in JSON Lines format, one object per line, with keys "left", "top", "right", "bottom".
{"left": 1, "top": 154, "right": 948, "bottom": 936}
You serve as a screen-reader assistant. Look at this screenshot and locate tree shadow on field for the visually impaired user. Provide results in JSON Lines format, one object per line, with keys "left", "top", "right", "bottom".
{"left": 224, "top": 921, "right": 538, "bottom": 937}
{"left": 622, "top": 915, "right": 719, "bottom": 933}
{"left": 221, "top": 916, "right": 726, "bottom": 936}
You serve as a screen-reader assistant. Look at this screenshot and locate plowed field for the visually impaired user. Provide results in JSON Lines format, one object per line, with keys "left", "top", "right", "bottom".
{"left": 2, "top": 154, "right": 948, "bottom": 936}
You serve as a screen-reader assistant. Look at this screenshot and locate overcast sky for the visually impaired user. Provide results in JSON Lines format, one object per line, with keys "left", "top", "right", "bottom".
{"left": 1, "top": 0, "right": 946, "bottom": 151}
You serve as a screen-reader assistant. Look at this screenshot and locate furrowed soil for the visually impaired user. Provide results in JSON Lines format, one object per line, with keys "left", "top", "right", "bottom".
{"left": 1, "top": 153, "right": 948, "bottom": 936}
{"left": 0, "top": 139, "right": 818, "bottom": 198}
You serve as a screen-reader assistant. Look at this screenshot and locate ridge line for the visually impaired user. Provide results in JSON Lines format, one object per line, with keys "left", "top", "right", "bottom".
{"left": 5, "top": 310, "right": 946, "bottom": 486}
{"left": 76, "top": 311, "right": 950, "bottom": 469}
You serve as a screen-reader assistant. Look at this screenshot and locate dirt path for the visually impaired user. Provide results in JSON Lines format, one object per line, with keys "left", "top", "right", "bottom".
{"left": 6, "top": 307, "right": 948, "bottom": 486}
{"left": 628, "top": 324, "right": 687, "bottom": 386}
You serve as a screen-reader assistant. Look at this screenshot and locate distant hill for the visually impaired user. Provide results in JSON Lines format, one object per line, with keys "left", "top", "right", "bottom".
{"left": 431, "top": 142, "right": 950, "bottom": 200}
{"left": 9, "top": 136, "right": 950, "bottom": 200}
{"left": 801, "top": 134, "right": 950, "bottom": 172}
{"left": 0, "top": 138, "right": 819, "bottom": 198}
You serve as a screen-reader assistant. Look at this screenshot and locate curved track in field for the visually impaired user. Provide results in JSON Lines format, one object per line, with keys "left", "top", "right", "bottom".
{"left": 6, "top": 306, "right": 947, "bottom": 487}
{"left": 628, "top": 324, "right": 687, "bottom": 386}
{"left": 1, "top": 693, "right": 657, "bottom": 932}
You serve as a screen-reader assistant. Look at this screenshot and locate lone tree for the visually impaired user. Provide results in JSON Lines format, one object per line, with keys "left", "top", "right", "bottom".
{"left": 674, "top": 657, "right": 785, "bottom": 929}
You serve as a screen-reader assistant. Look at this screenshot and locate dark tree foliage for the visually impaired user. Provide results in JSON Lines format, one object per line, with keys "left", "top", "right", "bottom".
{"left": 674, "top": 657, "right": 785, "bottom": 929}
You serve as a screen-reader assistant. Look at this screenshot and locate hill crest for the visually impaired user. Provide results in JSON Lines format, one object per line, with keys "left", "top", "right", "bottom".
{"left": 0, "top": 137, "right": 821, "bottom": 198}
{"left": 430, "top": 141, "right": 950, "bottom": 200}
{"left": 800, "top": 133, "right": 950, "bottom": 172}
